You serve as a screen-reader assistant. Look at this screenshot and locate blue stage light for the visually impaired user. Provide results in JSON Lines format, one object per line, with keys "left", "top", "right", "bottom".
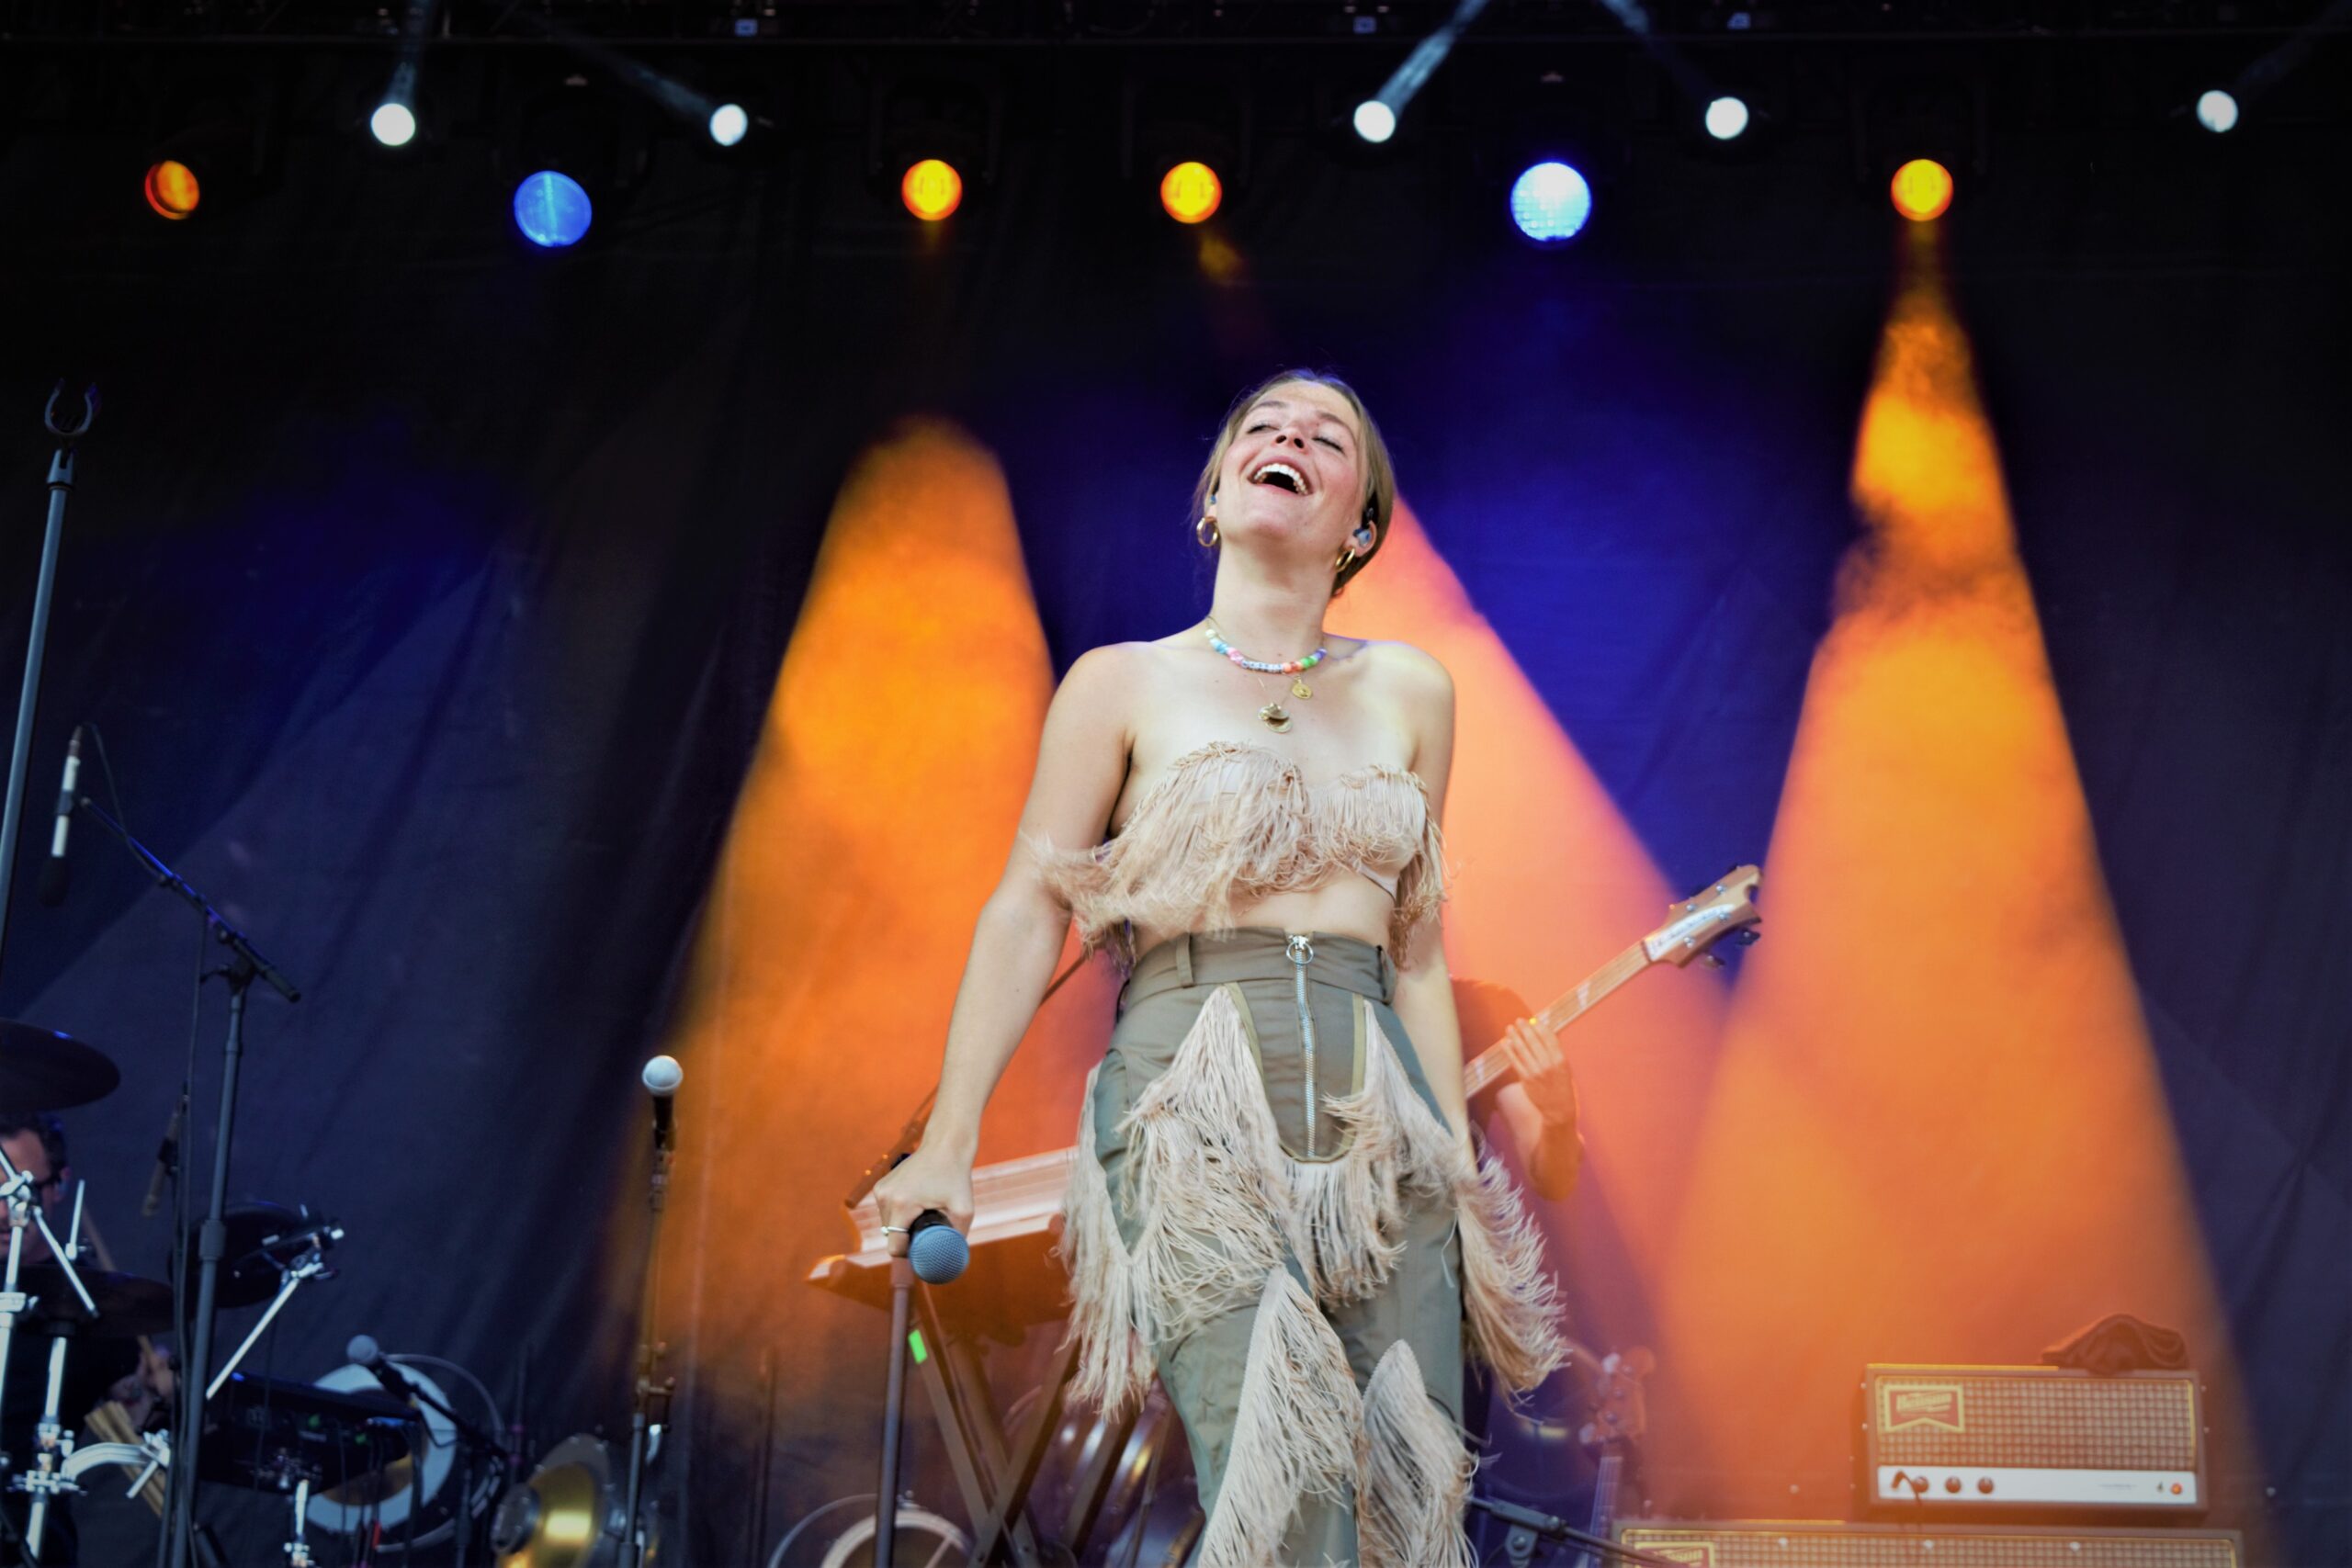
{"left": 1509, "top": 161, "right": 1591, "bottom": 243}
{"left": 513, "top": 171, "right": 593, "bottom": 248}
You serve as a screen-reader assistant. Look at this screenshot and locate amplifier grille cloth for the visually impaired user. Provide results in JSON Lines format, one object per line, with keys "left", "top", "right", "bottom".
{"left": 1871, "top": 1372, "right": 2196, "bottom": 1468}
{"left": 1620, "top": 1527, "right": 2237, "bottom": 1567}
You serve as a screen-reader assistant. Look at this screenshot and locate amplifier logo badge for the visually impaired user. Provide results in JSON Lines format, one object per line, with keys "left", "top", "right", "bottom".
{"left": 1883, "top": 1383, "right": 1966, "bottom": 1432}
{"left": 1641, "top": 1548, "right": 1714, "bottom": 1566}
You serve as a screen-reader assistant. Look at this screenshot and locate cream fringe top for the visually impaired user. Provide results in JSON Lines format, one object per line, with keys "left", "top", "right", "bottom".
{"left": 1037, "top": 740, "right": 1447, "bottom": 964}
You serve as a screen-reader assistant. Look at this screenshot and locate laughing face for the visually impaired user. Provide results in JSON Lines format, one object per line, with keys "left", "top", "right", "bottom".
{"left": 1213, "top": 380, "right": 1372, "bottom": 566}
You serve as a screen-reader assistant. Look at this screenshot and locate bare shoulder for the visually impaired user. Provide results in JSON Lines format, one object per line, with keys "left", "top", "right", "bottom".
{"left": 1060, "top": 639, "right": 1163, "bottom": 694}
{"left": 1048, "top": 639, "right": 1174, "bottom": 739}
{"left": 1353, "top": 637, "right": 1454, "bottom": 706}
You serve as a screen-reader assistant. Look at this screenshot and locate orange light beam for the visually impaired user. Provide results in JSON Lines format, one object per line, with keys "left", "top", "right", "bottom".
{"left": 1336, "top": 504, "right": 1734, "bottom": 1347}
{"left": 1652, "top": 222, "right": 2253, "bottom": 1520}
{"left": 652, "top": 418, "right": 1113, "bottom": 1436}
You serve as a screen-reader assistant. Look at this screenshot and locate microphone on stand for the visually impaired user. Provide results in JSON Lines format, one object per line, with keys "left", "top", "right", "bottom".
{"left": 35, "top": 727, "right": 83, "bottom": 908}
{"left": 641, "top": 1055, "right": 682, "bottom": 1152}
{"left": 347, "top": 1334, "right": 424, "bottom": 1404}
{"left": 141, "top": 1091, "right": 187, "bottom": 1219}
{"left": 907, "top": 1211, "right": 969, "bottom": 1285}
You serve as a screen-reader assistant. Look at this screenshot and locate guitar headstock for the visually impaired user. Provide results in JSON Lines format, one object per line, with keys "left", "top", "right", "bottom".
{"left": 1577, "top": 1346, "right": 1656, "bottom": 1452}
{"left": 1642, "top": 864, "right": 1762, "bottom": 969}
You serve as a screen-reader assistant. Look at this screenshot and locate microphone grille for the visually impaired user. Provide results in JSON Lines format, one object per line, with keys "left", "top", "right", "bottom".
{"left": 346, "top": 1333, "right": 380, "bottom": 1365}
{"left": 909, "top": 1223, "right": 970, "bottom": 1285}
{"left": 641, "top": 1055, "right": 684, "bottom": 1097}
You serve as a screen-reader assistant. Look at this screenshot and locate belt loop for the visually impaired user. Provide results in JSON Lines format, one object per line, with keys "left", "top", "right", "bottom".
{"left": 1378, "top": 946, "right": 1396, "bottom": 1005}
{"left": 1175, "top": 932, "right": 1195, "bottom": 987}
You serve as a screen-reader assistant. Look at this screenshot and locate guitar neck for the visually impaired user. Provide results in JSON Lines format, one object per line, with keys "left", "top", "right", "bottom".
{"left": 1463, "top": 938, "right": 1653, "bottom": 1098}
{"left": 1585, "top": 1450, "right": 1625, "bottom": 1557}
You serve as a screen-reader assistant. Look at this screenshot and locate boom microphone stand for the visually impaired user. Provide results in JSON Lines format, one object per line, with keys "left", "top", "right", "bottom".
{"left": 0, "top": 382, "right": 97, "bottom": 983}
{"left": 60, "top": 796, "right": 300, "bottom": 1568}
{"left": 1468, "top": 1495, "right": 1682, "bottom": 1568}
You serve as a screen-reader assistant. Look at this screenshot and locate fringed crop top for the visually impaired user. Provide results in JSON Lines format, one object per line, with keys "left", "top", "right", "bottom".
{"left": 1037, "top": 740, "right": 1447, "bottom": 964}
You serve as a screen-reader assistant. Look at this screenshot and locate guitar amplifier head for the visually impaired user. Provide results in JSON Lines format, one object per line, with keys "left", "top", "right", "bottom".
{"left": 1860, "top": 1363, "right": 2204, "bottom": 1516}
{"left": 1617, "top": 1520, "right": 2243, "bottom": 1568}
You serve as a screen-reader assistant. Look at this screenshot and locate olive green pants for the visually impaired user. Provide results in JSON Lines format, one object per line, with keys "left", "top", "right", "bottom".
{"left": 1088, "top": 931, "right": 1465, "bottom": 1566}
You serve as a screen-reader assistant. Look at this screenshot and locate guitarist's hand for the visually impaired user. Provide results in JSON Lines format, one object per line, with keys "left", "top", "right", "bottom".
{"left": 1502, "top": 1017, "right": 1580, "bottom": 1134}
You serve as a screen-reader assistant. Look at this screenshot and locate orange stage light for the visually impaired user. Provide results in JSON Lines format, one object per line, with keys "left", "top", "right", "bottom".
{"left": 900, "top": 158, "right": 964, "bottom": 221}
{"left": 1334, "top": 508, "right": 1733, "bottom": 1351}
{"left": 143, "top": 160, "right": 200, "bottom": 220}
{"left": 1648, "top": 223, "right": 2250, "bottom": 1521}
{"left": 652, "top": 420, "right": 1113, "bottom": 1431}
{"left": 1890, "top": 158, "right": 1954, "bottom": 222}
{"left": 1159, "top": 161, "right": 1223, "bottom": 224}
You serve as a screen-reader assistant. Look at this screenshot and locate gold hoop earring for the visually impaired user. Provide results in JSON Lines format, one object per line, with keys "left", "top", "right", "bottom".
{"left": 1196, "top": 515, "right": 1221, "bottom": 548}
{"left": 1334, "top": 544, "right": 1359, "bottom": 573}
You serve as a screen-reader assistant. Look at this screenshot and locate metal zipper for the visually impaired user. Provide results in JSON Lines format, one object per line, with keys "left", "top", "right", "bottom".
{"left": 1285, "top": 932, "right": 1317, "bottom": 1157}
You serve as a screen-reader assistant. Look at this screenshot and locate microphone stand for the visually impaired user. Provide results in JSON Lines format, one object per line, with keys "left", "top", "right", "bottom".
{"left": 873, "top": 1248, "right": 916, "bottom": 1568}
{"left": 62, "top": 796, "right": 300, "bottom": 1568}
{"left": 616, "top": 1115, "right": 673, "bottom": 1568}
{"left": 362, "top": 1354, "right": 504, "bottom": 1567}
{"left": 1467, "top": 1495, "right": 1683, "bottom": 1568}
{"left": 0, "top": 382, "right": 97, "bottom": 985}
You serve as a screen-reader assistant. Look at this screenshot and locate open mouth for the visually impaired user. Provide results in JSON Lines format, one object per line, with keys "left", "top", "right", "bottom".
{"left": 1250, "top": 460, "right": 1307, "bottom": 495}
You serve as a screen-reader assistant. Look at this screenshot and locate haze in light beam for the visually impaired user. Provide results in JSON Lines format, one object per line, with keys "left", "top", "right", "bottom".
{"left": 658, "top": 420, "right": 1111, "bottom": 1428}
{"left": 1334, "top": 504, "right": 1732, "bottom": 1343}
{"left": 1653, "top": 226, "right": 2248, "bottom": 1514}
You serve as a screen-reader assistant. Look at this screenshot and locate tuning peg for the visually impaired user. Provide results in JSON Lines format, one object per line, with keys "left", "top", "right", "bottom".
{"left": 1734, "top": 930, "right": 1760, "bottom": 947}
{"left": 1699, "top": 951, "right": 1725, "bottom": 969}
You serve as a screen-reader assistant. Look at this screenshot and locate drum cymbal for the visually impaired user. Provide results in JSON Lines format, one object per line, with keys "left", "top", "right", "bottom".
{"left": 0, "top": 1020, "right": 119, "bottom": 1111}
{"left": 322, "top": 1453, "right": 413, "bottom": 1507}
{"left": 178, "top": 1201, "right": 335, "bottom": 1312}
{"left": 16, "top": 1264, "right": 174, "bottom": 1337}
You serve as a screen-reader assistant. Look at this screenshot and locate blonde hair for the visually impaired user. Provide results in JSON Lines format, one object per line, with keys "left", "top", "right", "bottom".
{"left": 1191, "top": 369, "right": 1397, "bottom": 594}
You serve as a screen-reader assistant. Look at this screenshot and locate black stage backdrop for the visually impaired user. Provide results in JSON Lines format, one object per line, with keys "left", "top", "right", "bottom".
{"left": 0, "top": 43, "right": 2346, "bottom": 1566}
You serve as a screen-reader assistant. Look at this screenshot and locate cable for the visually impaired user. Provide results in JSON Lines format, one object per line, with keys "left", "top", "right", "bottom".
{"left": 82, "top": 723, "right": 130, "bottom": 832}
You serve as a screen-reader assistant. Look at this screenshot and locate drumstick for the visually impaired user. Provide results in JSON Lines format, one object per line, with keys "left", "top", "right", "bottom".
{"left": 75, "top": 1210, "right": 170, "bottom": 1516}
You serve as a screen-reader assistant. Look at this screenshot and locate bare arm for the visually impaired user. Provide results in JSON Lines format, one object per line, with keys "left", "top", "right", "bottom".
{"left": 872, "top": 645, "right": 1137, "bottom": 1235}
{"left": 1385, "top": 650, "right": 1474, "bottom": 1148}
{"left": 1495, "top": 1035, "right": 1586, "bottom": 1202}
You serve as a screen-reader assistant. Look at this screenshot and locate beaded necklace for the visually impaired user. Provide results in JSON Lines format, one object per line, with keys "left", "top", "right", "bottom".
{"left": 1204, "top": 617, "right": 1327, "bottom": 733}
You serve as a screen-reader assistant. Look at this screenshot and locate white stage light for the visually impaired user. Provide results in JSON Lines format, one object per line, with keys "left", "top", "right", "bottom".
{"left": 1704, "top": 96, "right": 1750, "bottom": 141}
{"left": 1353, "top": 100, "right": 1398, "bottom": 144}
{"left": 708, "top": 103, "right": 750, "bottom": 147}
{"left": 370, "top": 101, "right": 418, "bottom": 148}
{"left": 2195, "top": 89, "right": 2239, "bottom": 134}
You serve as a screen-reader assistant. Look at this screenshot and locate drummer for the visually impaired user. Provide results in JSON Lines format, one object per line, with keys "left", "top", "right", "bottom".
{"left": 0, "top": 1111, "right": 143, "bottom": 1566}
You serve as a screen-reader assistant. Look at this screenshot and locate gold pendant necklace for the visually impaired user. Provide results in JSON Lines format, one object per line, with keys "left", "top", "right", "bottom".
{"left": 1205, "top": 617, "right": 1325, "bottom": 733}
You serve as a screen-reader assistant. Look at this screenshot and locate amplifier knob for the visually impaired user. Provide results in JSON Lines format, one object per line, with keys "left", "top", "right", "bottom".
{"left": 1978, "top": 1477, "right": 1995, "bottom": 1495}
{"left": 1944, "top": 1476, "right": 1962, "bottom": 1494}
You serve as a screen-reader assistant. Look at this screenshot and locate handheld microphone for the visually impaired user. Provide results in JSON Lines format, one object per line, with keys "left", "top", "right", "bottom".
{"left": 347, "top": 1334, "right": 423, "bottom": 1404}
{"left": 908, "top": 1210, "right": 969, "bottom": 1285}
{"left": 36, "top": 727, "right": 83, "bottom": 908}
{"left": 641, "top": 1055, "right": 682, "bottom": 1152}
{"left": 141, "top": 1091, "right": 186, "bottom": 1219}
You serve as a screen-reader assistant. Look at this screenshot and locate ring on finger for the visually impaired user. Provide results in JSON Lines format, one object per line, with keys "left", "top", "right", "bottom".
{"left": 879, "top": 1224, "right": 909, "bottom": 1235}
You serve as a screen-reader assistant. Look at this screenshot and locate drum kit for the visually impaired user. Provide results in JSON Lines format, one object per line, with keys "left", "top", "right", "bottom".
{"left": 0, "top": 1017, "right": 479, "bottom": 1565}
{"left": 0, "top": 1015, "right": 561, "bottom": 1568}
{"left": 0, "top": 389, "right": 656, "bottom": 1568}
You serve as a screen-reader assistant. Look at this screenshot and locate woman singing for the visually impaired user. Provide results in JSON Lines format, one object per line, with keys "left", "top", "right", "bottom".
{"left": 874, "top": 371, "right": 1566, "bottom": 1567}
